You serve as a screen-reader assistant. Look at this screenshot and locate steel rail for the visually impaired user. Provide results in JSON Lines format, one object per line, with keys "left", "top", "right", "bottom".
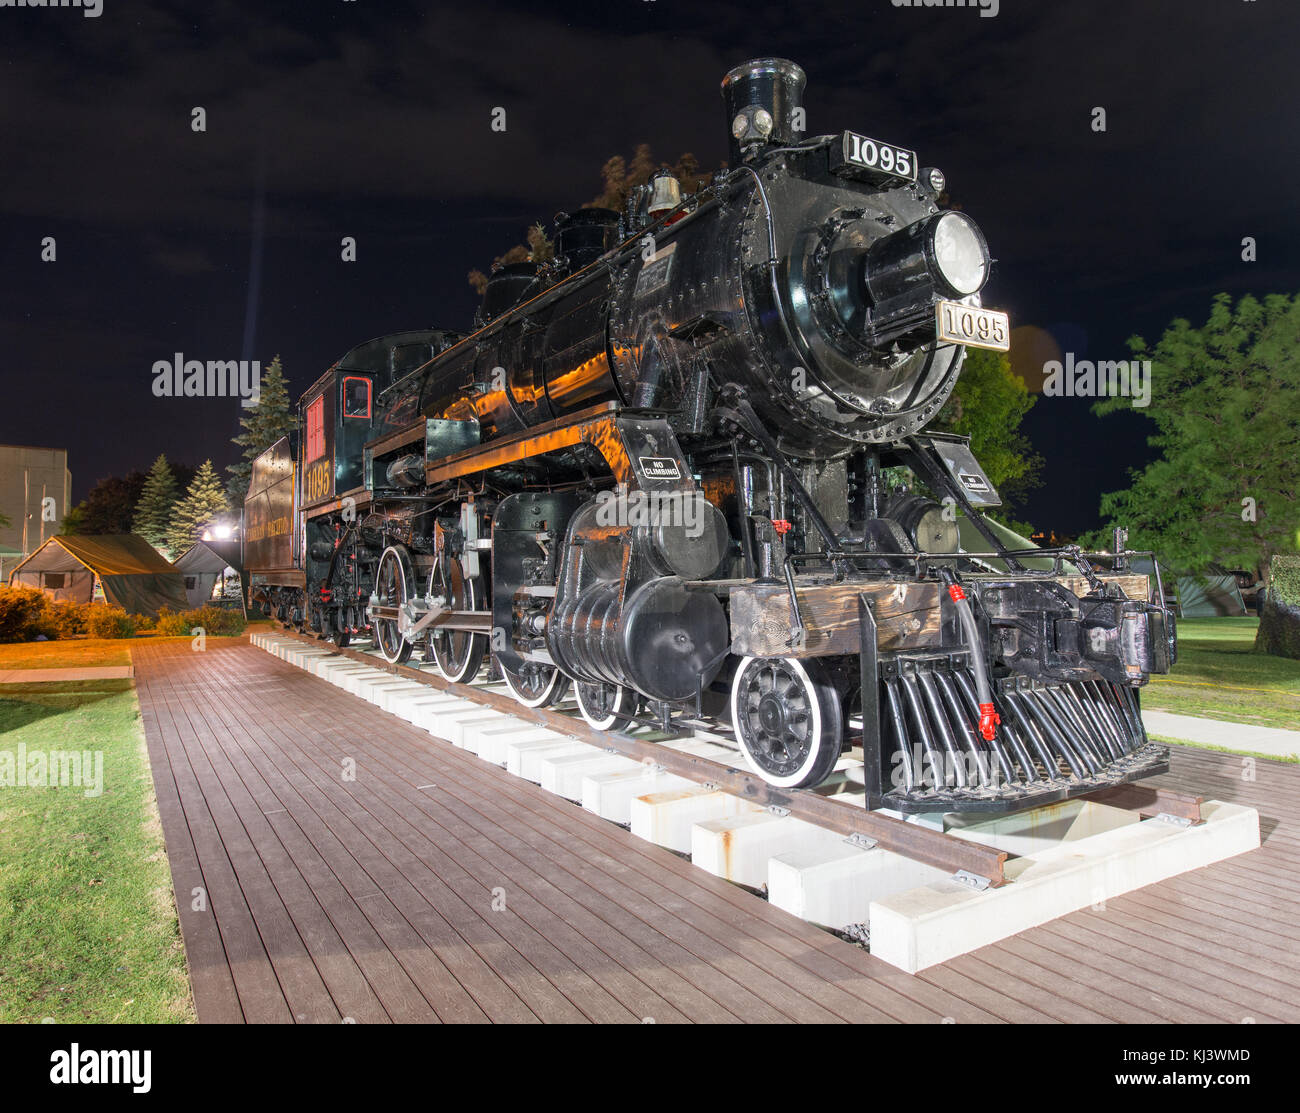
{"left": 269, "top": 627, "right": 1012, "bottom": 885}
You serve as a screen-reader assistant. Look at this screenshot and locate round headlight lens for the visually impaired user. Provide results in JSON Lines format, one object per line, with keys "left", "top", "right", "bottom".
{"left": 931, "top": 212, "right": 988, "bottom": 296}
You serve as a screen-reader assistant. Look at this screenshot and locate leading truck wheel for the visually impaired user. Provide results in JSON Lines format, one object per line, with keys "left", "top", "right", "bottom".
{"left": 730, "top": 656, "right": 844, "bottom": 789}
{"left": 575, "top": 681, "right": 639, "bottom": 732}
{"left": 500, "top": 660, "right": 570, "bottom": 709}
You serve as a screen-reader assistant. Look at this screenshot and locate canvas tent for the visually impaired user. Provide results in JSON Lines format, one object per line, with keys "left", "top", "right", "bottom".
{"left": 8, "top": 534, "right": 189, "bottom": 616}
{"left": 1176, "top": 574, "right": 1246, "bottom": 617}
{"left": 174, "top": 540, "right": 245, "bottom": 613}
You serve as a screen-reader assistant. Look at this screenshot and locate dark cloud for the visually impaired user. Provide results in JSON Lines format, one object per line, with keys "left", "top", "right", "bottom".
{"left": 1, "top": 0, "right": 1297, "bottom": 533}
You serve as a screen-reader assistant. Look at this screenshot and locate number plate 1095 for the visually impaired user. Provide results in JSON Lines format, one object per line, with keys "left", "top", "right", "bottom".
{"left": 936, "top": 301, "right": 1011, "bottom": 352}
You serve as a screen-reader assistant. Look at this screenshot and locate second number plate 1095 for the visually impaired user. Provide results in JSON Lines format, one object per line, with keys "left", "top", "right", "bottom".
{"left": 936, "top": 301, "right": 1011, "bottom": 352}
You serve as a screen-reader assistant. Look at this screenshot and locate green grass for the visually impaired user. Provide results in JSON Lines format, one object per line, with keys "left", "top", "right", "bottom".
{"left": 0, "top": 680, "right": 194, "bottom": 1023}
{"left": 0, "top": 640, "right": 133, "bottom": 670}
{"left": 1145, "top": 616, "right": 1300, "bottom": 731}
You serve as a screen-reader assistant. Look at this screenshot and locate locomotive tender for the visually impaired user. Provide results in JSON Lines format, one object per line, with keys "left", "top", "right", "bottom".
{"left": 244, "top": 59, "right": 1177, "bottom": 813}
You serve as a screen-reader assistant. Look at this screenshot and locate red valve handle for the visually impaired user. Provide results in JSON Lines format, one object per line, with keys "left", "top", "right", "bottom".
{"left": 978, "top": 702, "right": 1002, "bottom": 742}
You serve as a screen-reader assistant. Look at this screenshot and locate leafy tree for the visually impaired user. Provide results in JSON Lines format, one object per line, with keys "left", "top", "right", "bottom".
{"left": 62, "top": 472, "right": 147, "bottom": 535}
{"left": 467, "top": 224, "right": 554, "bottom": 296}
{"left": 168, "top": 460, "right": 230, "bottom": 555}
{"left": 468, "top": 146, "right": 714, "bottom": 294}
{"left": 133, "top": 454, "right": 179, "bottom": 549}
{"left": 228, "top": 355, "right": 297, "bottom": 504}
{"left": 933, "top": 347, "right": 1042, "bottom": 535}
{"left": 1086, "top": 293, "right": 1300, "bottom": 585}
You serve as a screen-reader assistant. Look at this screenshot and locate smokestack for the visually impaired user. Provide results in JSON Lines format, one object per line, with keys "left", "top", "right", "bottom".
{"left": 721, "top": 58, "right": 806, "bottom": 165}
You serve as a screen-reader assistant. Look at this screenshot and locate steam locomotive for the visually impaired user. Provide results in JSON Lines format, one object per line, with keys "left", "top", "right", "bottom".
{"left": 243, "top": 59, "right": 1177, "bottom": 813}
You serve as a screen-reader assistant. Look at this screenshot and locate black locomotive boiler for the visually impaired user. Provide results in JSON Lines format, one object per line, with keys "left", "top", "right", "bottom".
{"left": 243, "top": 59, "right": 1177, "bottom": 813}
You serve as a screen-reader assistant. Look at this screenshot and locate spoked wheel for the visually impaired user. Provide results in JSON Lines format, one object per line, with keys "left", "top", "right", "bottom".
{"left": 427, "top": 555, "right": 486, "bottom": 683}
{"left": 574, "top": 680, "right": 639, "bottom": 731}
{"left": 372, "top": 546, "right": 414, "bottom": 664}
{"left": 730, "top": 656, "right": 844, "bottom": 789}
{"left": 500, "top": 660, "right": 570, "bottom": 709}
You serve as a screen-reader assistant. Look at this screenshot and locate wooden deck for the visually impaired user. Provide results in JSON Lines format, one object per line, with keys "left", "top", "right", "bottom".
{"left": 133, "top": 639, "right": 1300, "bottom": 1023}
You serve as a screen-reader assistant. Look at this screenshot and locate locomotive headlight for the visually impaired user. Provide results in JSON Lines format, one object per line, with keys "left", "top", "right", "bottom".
{"left": 930, "top": 212, "right": 988, "bottom": 297}
{"left": 852, "top": 210, "right": 994, "bottom": 348}
{"left": 732, "top": 106, "right": 775, "bottom": 144}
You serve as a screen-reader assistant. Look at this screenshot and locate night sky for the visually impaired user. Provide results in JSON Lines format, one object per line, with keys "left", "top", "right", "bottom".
{"left": 2, "top": 0, "right": 1297, "bottom": 535}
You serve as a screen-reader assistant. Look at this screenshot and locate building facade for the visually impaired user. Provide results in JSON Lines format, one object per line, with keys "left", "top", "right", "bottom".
{"left": 0, "top": 445, "right": 72, "bottom": 569}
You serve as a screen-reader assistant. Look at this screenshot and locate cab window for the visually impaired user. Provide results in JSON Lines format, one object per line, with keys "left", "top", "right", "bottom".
{"left": 342, "top": 376, "right": 371, "bottom": 419}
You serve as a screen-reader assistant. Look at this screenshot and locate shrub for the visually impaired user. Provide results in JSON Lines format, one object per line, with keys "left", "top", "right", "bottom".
{"left": 0, "top": 585, "right": 57, "bottom": 642}
{"left": 84, "top": 605, "right": 138, "bottom": 639}
{"left": 155, "top": 605, "right": 245, "bottom": 638}
{"left": 47, "top": 599, "right": 91, "bottom": 639}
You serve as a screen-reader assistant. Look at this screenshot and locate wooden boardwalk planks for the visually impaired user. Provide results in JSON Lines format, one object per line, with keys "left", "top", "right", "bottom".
{"left": 134, "top": 639, "right": 1300, "bottom": 1024}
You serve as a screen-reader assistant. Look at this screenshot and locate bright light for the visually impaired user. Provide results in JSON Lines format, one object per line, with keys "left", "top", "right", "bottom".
{"left": 213, "top": 524, "right": 232, "bottom": 539}
{"left": 932, "top": 212, "right": 988, "bottom": 296}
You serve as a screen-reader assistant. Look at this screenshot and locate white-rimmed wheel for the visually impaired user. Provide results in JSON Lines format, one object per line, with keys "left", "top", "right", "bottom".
{"left": 427, "top": 555, "right": 486, "bottom": 683}
{"left": 372, "top": 546, "right": 414, "bottom": 664}
{"left": 575, "top": 680, "right": 639, "bottom": 731}
{"left": 730, "top": 656, "right": 844, "bottom": 789}
{"left": 500, "top": 660, "right": 570, "bottom": 709}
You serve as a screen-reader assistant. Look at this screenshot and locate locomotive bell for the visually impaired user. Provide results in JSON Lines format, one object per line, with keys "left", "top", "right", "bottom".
{"left": 721, "top": 58, "right": 806, "bottom": 164}
{"left": 646, "top": 170, "right": 682, "bottom": 218}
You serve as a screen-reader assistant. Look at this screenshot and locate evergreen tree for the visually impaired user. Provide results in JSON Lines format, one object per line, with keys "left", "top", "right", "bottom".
{"left": 227, "top": 355, "right": 297, "bottom": 504}
{"left": 168, "top": 461, "right": 230, "bottom": 555}
{"left": 133, "top": 453, "right": 179, "bottom": 549}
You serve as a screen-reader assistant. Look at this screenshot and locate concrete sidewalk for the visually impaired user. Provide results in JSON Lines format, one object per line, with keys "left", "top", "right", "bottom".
{"left": 0, "top": 666, "right": 134, "bottom": 684}
{"left": 1143, "top": 708, "right": 1300, "bottom": 760}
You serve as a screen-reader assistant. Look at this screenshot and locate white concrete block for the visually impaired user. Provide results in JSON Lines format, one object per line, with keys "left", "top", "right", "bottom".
{"left": 630, "top": 787, "right": 763, "bottom": 854}
{"left": 354, "top": 676, "right": 414, "bottom": 704}
{"left": 506, "top": 738, "right": 592, "bottom": 781}
{"left": 768, "top": 844, "right": 950, "bottom": 930}
{"left": 316, "top": 662, "right": 374, "bottom": 687}
{"left": 576, "top": 737, "right": 746, "bottom": 825}
{"left": 376, "top": 681, "right": 434, "bottom": 713}
{"left": 870, "top": 800, "right": 1261, "bottom": 974}
{"left": 441, "top": 709, "right": 509, "bottom": 747}
{"left": 580, "top": 766, "right": 696, "bottom": 824}
{"left": 539, "top": 751, "right": 640, "bottom": 801}
{"left": 943, "top": 798, "right": 1140, "bottom": 858}
{"left": 691, "top": 812, "right": 846, "bottom": 889}
{"left": 473, "top": 725, "right": 559, "bottom": 765}
{"left": 342, "top": 668, "right": 392, "bottom": 696}
{"left": 386, "top": 690, "right": 463, "bottom": 723}
{"left": 417, "top": 698, "right": 489, "bottom": 737}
